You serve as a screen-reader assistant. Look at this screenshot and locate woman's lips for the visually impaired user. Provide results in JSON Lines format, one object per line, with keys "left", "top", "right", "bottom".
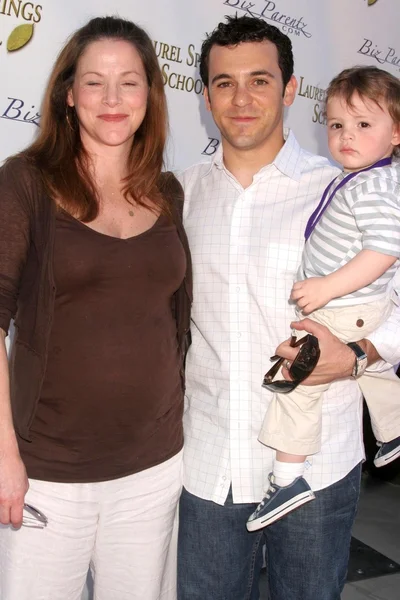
{"left": 98, "top": 114, "right": 128, "bottom": 122}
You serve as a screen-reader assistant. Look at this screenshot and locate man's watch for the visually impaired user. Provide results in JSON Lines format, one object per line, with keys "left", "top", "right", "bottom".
{"left": 347, "top": 342, "right": 368, "bottom": 378}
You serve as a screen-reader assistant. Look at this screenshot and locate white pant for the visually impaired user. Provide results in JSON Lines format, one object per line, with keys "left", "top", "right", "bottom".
{"left": 0, "top": 451, "right": 182, "bottom": 600}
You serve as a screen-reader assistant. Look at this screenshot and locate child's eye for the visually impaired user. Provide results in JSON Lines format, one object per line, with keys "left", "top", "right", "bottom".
{"left": 330, "top": 123, "right": 341, "bottom": 130}
{"left": 359, "top": 122, "right": 370, "bottom": 128}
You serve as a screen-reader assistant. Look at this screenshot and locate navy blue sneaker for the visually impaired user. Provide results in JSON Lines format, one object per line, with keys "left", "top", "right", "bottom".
{"left": 246, "top": 474, "right": 315, "bottom": 531}
{"left": 374, "top": 435, "right": 400, "bottom": 468}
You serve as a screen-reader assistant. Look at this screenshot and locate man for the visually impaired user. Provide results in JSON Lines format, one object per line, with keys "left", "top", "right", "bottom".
{"left": 178, "top": 15, "right": 400, "bottom": 600}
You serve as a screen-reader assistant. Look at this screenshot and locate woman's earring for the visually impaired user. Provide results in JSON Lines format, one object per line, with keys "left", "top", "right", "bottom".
{"left": 66, "top": 106, "right": 75, "bottom": 131}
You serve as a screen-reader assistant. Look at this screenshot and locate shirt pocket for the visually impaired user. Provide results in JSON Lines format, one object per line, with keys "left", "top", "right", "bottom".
{"left": 263, "top": 242, "right": 302, "bottom": 310}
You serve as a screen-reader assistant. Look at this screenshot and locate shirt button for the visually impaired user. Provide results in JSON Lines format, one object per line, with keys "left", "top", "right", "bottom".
{"left": 237, "top": 333, "right": 241, "bottom": 338}
{"left": 222, "top": 476, "right": 227, "bottom": 481}
{"left": 236, "top": 286, "right": 240, "bottom": 292}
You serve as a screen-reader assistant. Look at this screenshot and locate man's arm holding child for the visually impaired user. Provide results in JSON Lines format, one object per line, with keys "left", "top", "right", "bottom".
{"left": 277, "top": 294, "right": 400, "bottom": 386}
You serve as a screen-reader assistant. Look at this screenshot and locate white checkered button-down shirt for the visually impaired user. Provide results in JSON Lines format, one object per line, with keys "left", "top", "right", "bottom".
{"left": 180, "top": 130, "right": 400, "bottom": 505}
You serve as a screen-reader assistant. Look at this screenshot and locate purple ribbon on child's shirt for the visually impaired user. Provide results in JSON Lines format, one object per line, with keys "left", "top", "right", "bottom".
{"left": 304, "top": 156, "right": 392, "bottom": 241}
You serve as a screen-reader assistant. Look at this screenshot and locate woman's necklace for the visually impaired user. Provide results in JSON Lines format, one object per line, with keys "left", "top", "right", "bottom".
{"left": 108, "top": 188, "right": 135, "bottom": 217}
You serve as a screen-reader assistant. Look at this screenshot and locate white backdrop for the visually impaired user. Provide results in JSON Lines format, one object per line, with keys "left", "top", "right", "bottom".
{"left": 1, "top": 0, "right": 399, "bottom": 170}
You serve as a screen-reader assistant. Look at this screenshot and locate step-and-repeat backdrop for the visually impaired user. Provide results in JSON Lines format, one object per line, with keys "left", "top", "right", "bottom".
{"left": 0, "top": 0, "right": 399, "bottom": 170}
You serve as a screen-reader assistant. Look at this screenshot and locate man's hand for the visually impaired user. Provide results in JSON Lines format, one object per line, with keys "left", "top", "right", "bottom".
{"left": 0, "top": 449, "right": 28, "bottom": 528}
{"left": 275, "top": 319, "right": 356, "bottom": 385}
{"left": 291, "top": 277, "right": 335, "bottom": 314}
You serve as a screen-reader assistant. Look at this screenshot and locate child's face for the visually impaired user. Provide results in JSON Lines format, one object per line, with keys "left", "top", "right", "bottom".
{"left": 326, "top": 93, "right": 400, "bottom": 172}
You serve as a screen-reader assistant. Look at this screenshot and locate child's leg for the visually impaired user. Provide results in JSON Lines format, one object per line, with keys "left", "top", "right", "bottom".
{"left": 249, "top": 303, "right": 369, "bottom": 531}
{"left": 316, "top": 298, "right": 399, "bottom": 468}
{"left": 246, "top": 446, "right": 315, "bottom": 531}
{"left": 276, "top": 453, "right": 305, "bottom": 463}
{"left": 358, "top": 370, "right": 400, "bottom": 467}
{"left": 273, "top": 451, "right": 306, "bottom": 487}
{"left": 247, "top": 383, "right": 330, "bottom": 532}
{"left": 259, "top": 382, "right": 329, "bottom": 457}
{"left": 359, "top": 369, "right": 400, "bottom": 442}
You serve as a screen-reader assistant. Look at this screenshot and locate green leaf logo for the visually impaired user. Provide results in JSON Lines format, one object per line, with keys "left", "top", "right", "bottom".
{"left": 7, "top": 24, "right": 34, "bottom": 52}
{"left": 367, "top": 0, "right": 378, "bottom": 5}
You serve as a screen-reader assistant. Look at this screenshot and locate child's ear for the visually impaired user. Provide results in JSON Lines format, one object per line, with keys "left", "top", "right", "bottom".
{"left": 392, "top": 123, "right": 400, "bottom": 148}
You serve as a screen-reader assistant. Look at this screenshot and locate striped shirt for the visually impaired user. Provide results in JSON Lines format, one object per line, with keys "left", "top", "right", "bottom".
{"left": 299, "top": 165, "right": 400, "bottom": 307}
{"left": 179, "top": 130, "right": 400, "bottom": 505}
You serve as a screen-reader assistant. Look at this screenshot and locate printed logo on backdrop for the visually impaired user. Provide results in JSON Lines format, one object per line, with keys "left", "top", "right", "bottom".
{"left": 0, "top": 2, "right": 43, "bottom": 128}
{"left": 154, "top": 39, "right": 212, "bottom": 156}
{"left": 357, "top": 39, "right": 400, "bottom": 72}
{"left": 297, "top": 77, "right": 327, "bottom": 127}
{"left": 358, "top": 2, "right": 399, "bottom": 72}
{"left": 0, "top": 97, "right": 40, "bottom": 127}
{"left": 202, "top": 137, "right": 220, "bottom": 157}
{"left": 223, "top": 1, "right": 312, "bottom": 39}
{"left": 154, "top": 40, "right": 205, "bottom": 95}
{"left": 0, "top": 1, "right": 43, "bottom": 51}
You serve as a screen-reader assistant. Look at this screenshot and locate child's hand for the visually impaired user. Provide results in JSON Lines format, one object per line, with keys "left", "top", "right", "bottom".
{"left": 291, "top": 278, "right": 334, "bottom": 314}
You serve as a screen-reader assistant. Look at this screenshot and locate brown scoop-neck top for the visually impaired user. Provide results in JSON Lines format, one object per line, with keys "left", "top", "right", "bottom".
{"left": 18, "top": 209, "right": 186, "bottom": 482}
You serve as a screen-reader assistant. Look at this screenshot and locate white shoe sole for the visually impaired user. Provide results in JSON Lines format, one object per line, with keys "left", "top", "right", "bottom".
{"left": 374, "top": 446, "right": 400, "bottom": 468}
{"left": 246, "top": 491, "right": 315, "bottom": 532}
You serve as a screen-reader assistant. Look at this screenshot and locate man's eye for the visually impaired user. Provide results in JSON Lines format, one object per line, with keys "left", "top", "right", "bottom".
{"left": 123, "top": 82, "right": 137, "bottom": 86}
{"left": 217, "top": 82, "right": 231, "bottom": 88}
{"left": 87, "top": 82, "right": 101, "bottom": 86}
{"left": 254, "top": 79, "right": 268, "bottom": 85}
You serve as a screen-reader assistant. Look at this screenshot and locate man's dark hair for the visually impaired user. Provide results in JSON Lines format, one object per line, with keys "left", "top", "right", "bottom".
{"left": 199, "top": 15, "right": 294, "bottom": 89}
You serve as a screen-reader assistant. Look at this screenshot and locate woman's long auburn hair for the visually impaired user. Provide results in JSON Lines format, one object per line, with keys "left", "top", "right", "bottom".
{"left": 24, "top": 16, "right": 168, "bottom": 221}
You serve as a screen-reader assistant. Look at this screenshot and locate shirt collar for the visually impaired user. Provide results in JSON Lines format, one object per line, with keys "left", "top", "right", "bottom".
{"left": 271, "top": 129, "right": 308, "bottom": 182}
{"left": 202, "top": 129, "right": 308, "bottom": 182}
{"left": 201, "top": 144, "right": 224, "bottom": 178}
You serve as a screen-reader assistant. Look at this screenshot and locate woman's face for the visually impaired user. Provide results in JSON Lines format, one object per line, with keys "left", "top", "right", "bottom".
{"left": 67, "top": 39, "right": 149, "bottom": 154}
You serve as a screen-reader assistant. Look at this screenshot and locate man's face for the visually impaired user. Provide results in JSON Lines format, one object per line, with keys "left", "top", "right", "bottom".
{"left": 204, "top": 41, "right": 296, "bottom": 154}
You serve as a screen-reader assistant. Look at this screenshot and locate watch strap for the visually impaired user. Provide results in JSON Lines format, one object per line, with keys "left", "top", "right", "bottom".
{"left": 347, "top": 342, "right": 367, "bottom": 378}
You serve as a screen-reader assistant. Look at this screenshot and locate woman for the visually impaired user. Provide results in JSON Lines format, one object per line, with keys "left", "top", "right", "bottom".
{"left": 0, "top": 16, "right": 191, "bottom": 600}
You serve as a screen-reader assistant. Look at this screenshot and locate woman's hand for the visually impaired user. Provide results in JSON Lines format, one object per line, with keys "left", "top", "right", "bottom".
{"left": 0, "top": 330, "right": 29, "bottom": 527}
{"left": 0, "top": 448, "right": 29, "bottom": 527}
{"left": 275, "top": 319, "right": 355, "bottom": 385}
